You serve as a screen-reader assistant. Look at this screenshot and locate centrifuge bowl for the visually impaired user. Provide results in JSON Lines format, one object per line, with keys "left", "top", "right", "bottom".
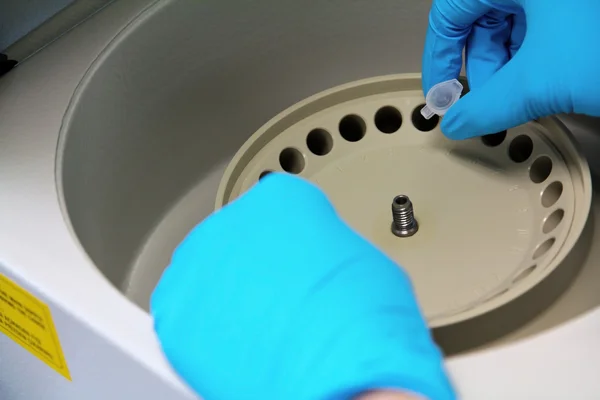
{"left": 55, "top": 0, "right": 599, "bottom": 356}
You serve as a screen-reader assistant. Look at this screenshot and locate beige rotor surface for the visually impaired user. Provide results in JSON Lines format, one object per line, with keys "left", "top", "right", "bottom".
{"left": 216, "top": 74, "right": 592, "bottom": 328}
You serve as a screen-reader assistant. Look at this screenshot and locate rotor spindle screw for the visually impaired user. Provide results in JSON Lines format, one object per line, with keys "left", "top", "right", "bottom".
{"left": 391, "top": 195, "right": 418, "bottom": 237}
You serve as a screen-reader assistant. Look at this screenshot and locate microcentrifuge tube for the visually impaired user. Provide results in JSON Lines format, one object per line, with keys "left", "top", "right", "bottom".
{"left": 421, "top": 79, "right": 463, "bottom": 120}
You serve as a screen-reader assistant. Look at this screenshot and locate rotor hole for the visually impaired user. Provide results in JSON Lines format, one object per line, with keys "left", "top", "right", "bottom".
{"left": 481, "top": 131, "right": 507, "bottom": 147}
{"left": 374, "top": 106, "right": 403, "bottom": 134}
{"left": 541, "top": 181, "right": 563, "bottom": 208}
{"left": 411, "top": 104, "right": 439, "bottom": 132}
{"left": 529, "top": 156, "right": 553, "bottom": 184}
{"left": 279, "top": 148, "right": 305, "bottom": 174}
{"left": 259, "top": 170, "right": 274, "bottom": 180}
{"left": 339, "top": 115, "right": 366, "bottom": 142}
{"left": 543, "top": 209, "right": 564, "bottom": 234}
{"left": 306, "top": 129, "right": 333, "bottom": 156}
{"left": 513, "top": 265, "right": 536, "bottom": 285}
{"left": 533, "top": 238, "right": 555, "bottom": 260}
{"left": 508, "top": 134, "right": 534, "bottom": 163}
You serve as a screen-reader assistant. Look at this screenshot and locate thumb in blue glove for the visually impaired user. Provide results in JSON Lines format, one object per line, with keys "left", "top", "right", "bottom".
{"left": 423, "top": 0, "right": 600, "bottom": 139}
{"left": 151, "top": 173, "right": 455, "bottom": 400}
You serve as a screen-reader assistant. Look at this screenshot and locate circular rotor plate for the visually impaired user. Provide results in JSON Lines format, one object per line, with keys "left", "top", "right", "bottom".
{"left": 216, "top": 75, "right": 591, "bottom": 327}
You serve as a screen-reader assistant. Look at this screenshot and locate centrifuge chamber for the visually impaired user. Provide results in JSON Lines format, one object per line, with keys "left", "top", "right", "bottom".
{"left": 1, "top": 1, "right": 600, "bottom": 399}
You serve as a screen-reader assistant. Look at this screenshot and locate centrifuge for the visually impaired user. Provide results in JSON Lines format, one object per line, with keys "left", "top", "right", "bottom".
{"left": 1, "top": 1, "right": 599, "bottom": 399}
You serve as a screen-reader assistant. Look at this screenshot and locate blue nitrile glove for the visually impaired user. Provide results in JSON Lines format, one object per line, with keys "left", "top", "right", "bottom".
{"left": 151, "top": 173, "right": 455, "bottom": 400}
{"left": 422, "top": 0, "right": 600, "bottom": 139}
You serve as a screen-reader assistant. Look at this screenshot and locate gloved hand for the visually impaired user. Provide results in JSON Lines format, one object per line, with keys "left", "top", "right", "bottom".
{"left": 422, "top": 0, "right": 600, "bottom": 139}
{"left": 151, "top": 173, "right": 455, "bottom": 400}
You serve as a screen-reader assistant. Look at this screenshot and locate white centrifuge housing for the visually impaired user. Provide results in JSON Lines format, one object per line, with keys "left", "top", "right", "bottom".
{"left": 1, "top": 1, "right": 599, "bottom": 399}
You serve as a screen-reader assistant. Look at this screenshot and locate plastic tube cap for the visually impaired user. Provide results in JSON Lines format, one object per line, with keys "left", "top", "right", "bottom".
{"left": 421, "top": 79, "right": 463, "bottom": 120}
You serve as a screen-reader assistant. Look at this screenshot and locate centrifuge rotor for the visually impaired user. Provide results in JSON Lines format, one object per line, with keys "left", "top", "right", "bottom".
{"left": 216, "top": 74, "right": 592, "bottom": 328}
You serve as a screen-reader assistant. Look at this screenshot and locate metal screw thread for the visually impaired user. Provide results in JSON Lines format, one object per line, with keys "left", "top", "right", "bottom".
{"left": 393, "top": 203, "right": 416, "bottom": 227}
{"left": 391, "top": 195, "right": 418, "bottom": 237}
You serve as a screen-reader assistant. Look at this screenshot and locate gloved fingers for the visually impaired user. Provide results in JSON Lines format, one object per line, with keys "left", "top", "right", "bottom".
{"left": 440, "top": 51, "right": 533, "bottom": 139}
{"left": 509, "top": 10, "right": 526, "bottom": 57}
{"left": 238, "top": 172, "right": 336, "bottom": 221}
{"left": 163, "top": 172, "right": 337, "bottom": 264}
{"left": 422, "top": 0, "right": 521, "bottom": 93}
{"left": 465, "top": 9, "right": 512, "bottom": 90}
{"left": 421, "top": 26, "right": 464, "bottom": 95}
{"left": 150, "top": 221, "right": 224, "bottom": 328}
{"left": 151, "top": 191, "right": 240, "bottom": 320}
{"left": 151, "top": 173, "right": 352, "bottom": 323}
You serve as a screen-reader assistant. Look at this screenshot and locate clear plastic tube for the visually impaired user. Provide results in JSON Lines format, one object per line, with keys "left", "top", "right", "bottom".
{"left": 421, "top": 79, "right": 463, "bottom": 120}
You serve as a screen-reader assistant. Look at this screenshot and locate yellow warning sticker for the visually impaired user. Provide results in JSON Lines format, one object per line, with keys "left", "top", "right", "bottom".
{"left": 0, "top": 273, "right": 71, "bottom": 381}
